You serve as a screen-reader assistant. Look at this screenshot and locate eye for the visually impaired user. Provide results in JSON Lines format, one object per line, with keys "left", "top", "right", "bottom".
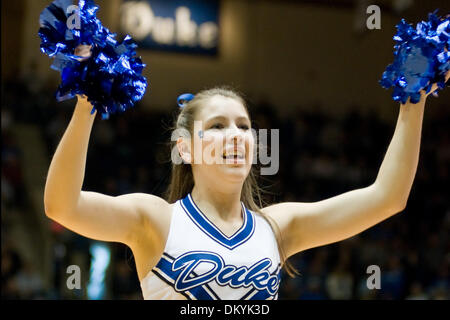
{"left": 210, "top": 123, "right": 224, "bottom": 129}
{"left": 239, "top": 124, "right": 250, "bottom": 130}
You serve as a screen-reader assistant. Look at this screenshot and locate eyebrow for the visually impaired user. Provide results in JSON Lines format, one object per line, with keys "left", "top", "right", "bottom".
{"left": 205, "top": 115, "right": 250, "bottom": 123}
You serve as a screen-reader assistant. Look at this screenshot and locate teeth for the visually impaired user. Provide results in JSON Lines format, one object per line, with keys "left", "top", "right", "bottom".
{"left": 223, "top": 151, "right": 244, "bottom": 158}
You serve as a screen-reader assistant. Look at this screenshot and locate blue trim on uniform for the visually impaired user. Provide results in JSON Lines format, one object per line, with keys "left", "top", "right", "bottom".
{"left": 240, "top": 288, "right": 258, "bottom": 300}
{"left": 248, "top": 289, "right": 274, "bottom": 300}
{"left": 241, "top": 263, "right": 281, "bottom": 300}
{"left": 181, "top": 194, "right": 255, "bottom": 250}
{"left": 151, "top": 269, "right": 191, "bottom": 300}
{"left": 152, "top": 253, "right": 280, "bottom": 300}
{"left": 161, "top": 252, "right": 220, "bottom": 299}
{"left": 153, "top": 255, "right": 218, "bottom": 300}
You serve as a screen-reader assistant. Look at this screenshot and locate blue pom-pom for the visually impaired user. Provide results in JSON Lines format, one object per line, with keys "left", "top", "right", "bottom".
{"left": 38, "top": 0, "right": 148, "bottom": 119}
{"left": 380, "top": 12, "right": 449, "bottom": 104}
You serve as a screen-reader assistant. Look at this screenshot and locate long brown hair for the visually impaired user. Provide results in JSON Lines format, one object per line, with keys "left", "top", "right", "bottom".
{"left": 164, "top": 86, "right": 298, "bottom": 277}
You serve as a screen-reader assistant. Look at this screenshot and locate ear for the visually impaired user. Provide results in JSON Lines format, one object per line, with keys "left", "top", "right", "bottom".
{"left": 177, "top": 137, "right": 192, "bottom": 164}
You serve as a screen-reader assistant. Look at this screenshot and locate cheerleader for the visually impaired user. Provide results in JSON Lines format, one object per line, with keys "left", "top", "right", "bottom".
{"left": 41, "top": 2, "right": 450, "bottom": 299}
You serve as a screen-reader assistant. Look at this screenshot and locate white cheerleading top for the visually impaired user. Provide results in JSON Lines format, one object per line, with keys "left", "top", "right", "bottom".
{"left": 140, "top": 193, "right": 281, "bottom": 300}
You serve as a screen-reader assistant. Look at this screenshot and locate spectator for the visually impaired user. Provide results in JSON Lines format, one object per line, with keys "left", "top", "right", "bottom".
{"left": 406, "top": 282, "right": 428, "bottom": 300}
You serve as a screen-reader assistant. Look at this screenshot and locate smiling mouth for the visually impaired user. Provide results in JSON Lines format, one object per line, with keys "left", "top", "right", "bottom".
{"left": 221, "top": 152, "right": 246, "bottom": 165}
{"left": 222, "top": 148, "right": 245, "bottom": 159}
{"left": 222, "top": 154, "right": 245, "bottom": 160}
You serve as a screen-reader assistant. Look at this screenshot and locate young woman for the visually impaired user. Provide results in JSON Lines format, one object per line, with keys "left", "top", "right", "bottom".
{"left": 43, "top": 46, "right": 449, "bottom": 299}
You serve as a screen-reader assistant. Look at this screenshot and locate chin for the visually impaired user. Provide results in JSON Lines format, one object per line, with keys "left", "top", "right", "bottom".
{"left": 218, "top": 164, "right": 251, "bottom": 181}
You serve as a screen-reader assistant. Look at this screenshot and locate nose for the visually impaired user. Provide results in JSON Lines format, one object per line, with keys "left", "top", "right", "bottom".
{"left": 227, "top": 124, "right": 244, "bottom": 144}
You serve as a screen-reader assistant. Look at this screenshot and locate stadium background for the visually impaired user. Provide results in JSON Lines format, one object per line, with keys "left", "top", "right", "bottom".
{"left": 2, "top": 0, "right": 449, "bottom": 299}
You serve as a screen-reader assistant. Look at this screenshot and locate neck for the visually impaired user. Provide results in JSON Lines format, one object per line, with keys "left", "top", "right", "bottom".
{"left": 191, "top": 182, "right": 243, "bottom": 222}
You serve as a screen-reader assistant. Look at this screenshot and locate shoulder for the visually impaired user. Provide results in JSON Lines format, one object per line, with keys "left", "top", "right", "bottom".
{"left": 126, "top": 193, "right": 175, "bottom": 247}
{"left": 132, "top": 193, "right": 173, "bottom": 213}
{"left": 125, "top": 194, "right": 178, "bottom": 280}
{"left": 115, "top": 193, "right": 173, "bottom": 222}
{"left": 260, "top": 202, "right": 313, "bottom": 232}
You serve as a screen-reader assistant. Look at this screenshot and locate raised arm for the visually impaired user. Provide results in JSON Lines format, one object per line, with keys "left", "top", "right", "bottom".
{"left": 43, "top": 95, "right": 170, "bottom": 249}
{"left": 44, "top": 95, "right": 97, "bottom": 217}
{"left": 263, "top": 75, "right": 449, "bottom": 258}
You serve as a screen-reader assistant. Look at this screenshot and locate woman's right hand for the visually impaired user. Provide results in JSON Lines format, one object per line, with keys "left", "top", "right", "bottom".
{"left": 74, "top": 44, "right": 93, "bottom": 107}
{"left": 74, "top": 44, "right": 92, "bottom": 61}
{"left": 76, "top": 94, "right": 94, "bottom": 111}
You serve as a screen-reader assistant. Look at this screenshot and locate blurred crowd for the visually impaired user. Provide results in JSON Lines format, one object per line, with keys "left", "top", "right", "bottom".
{"left": 2, "top": 79, "right": 449, "bottom": 299}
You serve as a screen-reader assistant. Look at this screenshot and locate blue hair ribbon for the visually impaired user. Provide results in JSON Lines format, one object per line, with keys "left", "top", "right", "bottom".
{"left": 177, "top": 93, "right": 195, "bottom": 108}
